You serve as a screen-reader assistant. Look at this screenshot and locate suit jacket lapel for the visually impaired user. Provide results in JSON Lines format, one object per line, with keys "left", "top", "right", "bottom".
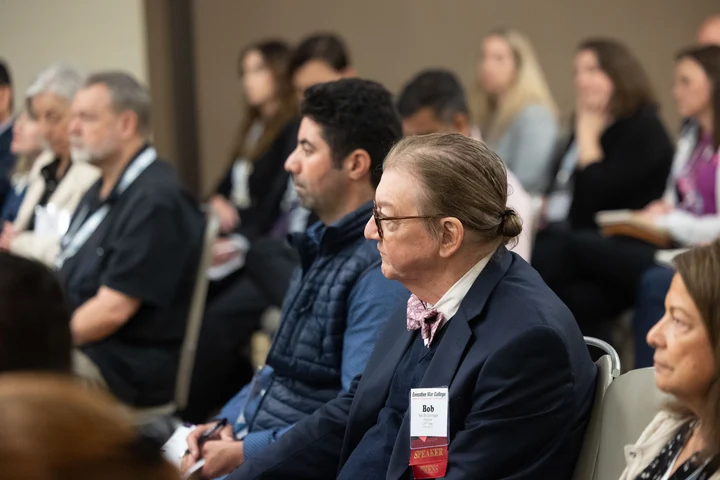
{"left": 385, "top": 248, "right": 514, "bottom": 480}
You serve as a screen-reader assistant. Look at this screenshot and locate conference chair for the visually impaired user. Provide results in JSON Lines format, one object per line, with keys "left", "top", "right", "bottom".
{"left": 135, "top": 210, "right": 220, "bottom": 422}
{"left": 571, "top": 337, "right": 621, "bottom": 480}
{"left": 592, "top": 367, "right": 668, "bottom": 480}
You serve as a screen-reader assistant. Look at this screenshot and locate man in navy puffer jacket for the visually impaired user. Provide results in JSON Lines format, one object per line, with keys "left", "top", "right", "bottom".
{"left": 182, "top": 79, "right": 409, "bottom": 479}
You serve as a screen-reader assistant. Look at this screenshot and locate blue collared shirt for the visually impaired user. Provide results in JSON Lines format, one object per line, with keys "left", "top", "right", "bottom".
{"left": 218, "top": 216, "right": 409, "bottom": 460}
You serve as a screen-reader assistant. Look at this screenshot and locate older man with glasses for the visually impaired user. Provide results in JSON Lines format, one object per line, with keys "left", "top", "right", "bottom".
{"left": 230, "top": 133, "right": 596, "bottom": 480}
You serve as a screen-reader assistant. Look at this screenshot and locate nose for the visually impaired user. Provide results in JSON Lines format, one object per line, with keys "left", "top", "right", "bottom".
{"left": 364, "top": 214, "right": 380, "bottom": 241}
{"left": 672, "top": 83, "right": 683, "bottom": 103}
{"left": 284, "top": 147, "right": 299, "bottom": 174}
{"left": 646, "top": 314, "right": 667, "bottom": 351}
{"left": 37, "top": 119, "right": 51, "bottom": 140}
{"left": 68, "top": 116, "right": 80, "bottom": 137}
{"left": 575, "top": 70, "right": 589, "bottom": 86}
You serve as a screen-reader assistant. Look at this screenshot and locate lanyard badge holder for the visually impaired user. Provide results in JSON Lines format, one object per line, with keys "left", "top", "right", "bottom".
{"left": 409, "top": 387, "right": 449, "bottom": 479}
{"left": 55, "top": 148, "right": 157, "bottom": 271}
{"left": 233, "top": 365, "right": 270, "bottom": 440}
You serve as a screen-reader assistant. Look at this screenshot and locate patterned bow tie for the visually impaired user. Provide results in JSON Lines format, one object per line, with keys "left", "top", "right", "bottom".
{"left": 407, "top": 294, "right": 445, "bottom": 348}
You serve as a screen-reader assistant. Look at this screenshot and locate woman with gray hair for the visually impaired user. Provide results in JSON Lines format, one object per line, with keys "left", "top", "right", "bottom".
{"left": 0, "top": 64, "right": 99, "bottom": 266}
{"left": 230, "top": 132, "right": 597, "bottom": 479}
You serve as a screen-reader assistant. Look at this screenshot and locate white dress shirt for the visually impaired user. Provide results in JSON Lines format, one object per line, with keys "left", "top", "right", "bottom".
{"left": 424, "top": 254, "right": 492, "bottom": 345}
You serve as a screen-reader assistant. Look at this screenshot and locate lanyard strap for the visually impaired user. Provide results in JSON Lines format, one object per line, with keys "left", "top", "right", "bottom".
{"left": 661, "top": 450, "right": 714, "bottom": 480}
{"left": 55, "top": 147, "right": 157, "bottom": 270}
{"left": 554, "top": 140, "right": 579, "bottom": 188}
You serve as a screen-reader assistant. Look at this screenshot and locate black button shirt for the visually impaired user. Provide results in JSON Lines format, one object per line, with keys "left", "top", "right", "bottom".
{"left": 57, "top": 146, "right": 204, "bottom": 406}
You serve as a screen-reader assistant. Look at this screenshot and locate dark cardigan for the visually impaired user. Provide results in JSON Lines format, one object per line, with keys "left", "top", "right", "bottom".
{"left": 546, "top": 107, "right": 674, "bottom": 229}
{"left": 215, "top": 118, "right": 301, "bottom": 240}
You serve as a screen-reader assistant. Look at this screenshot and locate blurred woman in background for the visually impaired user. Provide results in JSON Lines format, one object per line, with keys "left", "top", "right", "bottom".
{"left": 539, "top": 39, "right": 674, "bottom": 232}
{"left": 476, "top": 28, "right": 558, "bottom": 194}
{"left": 532, "top": 39, "right": 674, "bottom": 344}
{"left": 187, "top": 39, "right": 301, "bottom": 422}
{"left": 0, "top": 374, "right": 177, "bottom": 480}
{"left": 631, "top": 45, "right": 720, "bottom": 368}
{"left": 621, "top": 241, "right": 720, "bottom": 479}
{"left": 0, "top": 111, "right": 47, "bottom": 223}
{"left": 208, "top": 39, "right": 299, "bottom": 241}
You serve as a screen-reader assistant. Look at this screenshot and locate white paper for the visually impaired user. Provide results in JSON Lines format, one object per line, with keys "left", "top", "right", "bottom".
{"left": 161, "top": 425, "right": 206, "bottom": 479}
{"left": 595, "top": 209, "right": 633, "bottom": 225}
{"left": 410, "top": 387, "right": 449, "bottom": 438}
{"left": 655, "top": 249, "right": 687, "bottom": 267}
{"left": 206, "top": 235, "right": 250, "bottom": 281}
{"left": 161, "top": 425, "right": 195, "bottom": 468}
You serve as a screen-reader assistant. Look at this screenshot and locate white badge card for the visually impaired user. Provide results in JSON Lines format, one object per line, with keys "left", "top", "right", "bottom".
{"left": 34, "top": 203, "right": 71, "bottom": 238}
{"left": 410, "top": 387, "right": 449, "bottom": 439}
{"left": 409, "top": 387, "right": 449, "bottom": 479}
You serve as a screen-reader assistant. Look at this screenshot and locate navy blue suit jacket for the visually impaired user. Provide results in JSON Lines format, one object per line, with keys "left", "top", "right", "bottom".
{"left": 229, "top": 249, "right": 597, "bottom": 479}
{"left": 0, "top": 123, "right": 16, "bottom": 209}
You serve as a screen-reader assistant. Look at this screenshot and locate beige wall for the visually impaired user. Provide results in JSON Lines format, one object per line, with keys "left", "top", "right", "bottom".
{"left": 192, "top": 0, "right": 718, "bottom": 195}
{"left": 144, "top": 0, "right": 177, "bottom": 166}
{"left": 0, "top": 0, "right": 148, "bottom": 110}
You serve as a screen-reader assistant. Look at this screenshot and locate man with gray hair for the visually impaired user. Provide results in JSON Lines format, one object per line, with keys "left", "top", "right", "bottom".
{"left": 57, "top": 71, "right": 204, "bottom": 407}
{"left": 0, "top": 63, "right": 98, "bottom": 266}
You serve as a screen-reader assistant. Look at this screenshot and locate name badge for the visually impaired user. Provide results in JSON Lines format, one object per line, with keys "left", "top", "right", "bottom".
{"left": 409, "top": 387, "right": 449, "bottom": 479}
{"left": 34, "top": 203, "right": 71, "bottom": 238}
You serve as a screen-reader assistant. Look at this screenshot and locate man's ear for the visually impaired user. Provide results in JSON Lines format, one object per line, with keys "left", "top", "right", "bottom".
{"left": 0, "top": 87, "right": 11, "bottom": 117}
{"left": 344, "top": 148, "right": 371, "bottom": 181}
{"left": 341, "top": 66, "right": 357, "bottom": 79}
{"left": 118, "top": 110, "right": 139, "bottom": 139}
{"left": 437, "top": 217, "right": 465, "bottom": 259}
{"left": 453, "top": 113, "right": 471, "bottom": 137}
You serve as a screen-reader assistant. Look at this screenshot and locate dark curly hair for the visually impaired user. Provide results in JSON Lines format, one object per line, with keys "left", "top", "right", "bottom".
{"left": 397, "top": 69, "right": 469, "bottom": 123}
{"left": 301, "top": 78, "right": 402, "bottom": 187}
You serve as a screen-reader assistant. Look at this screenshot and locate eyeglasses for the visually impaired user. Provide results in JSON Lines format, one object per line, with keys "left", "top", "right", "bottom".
{"left": 372, "top": 202, "right": 442, "bottom": 239}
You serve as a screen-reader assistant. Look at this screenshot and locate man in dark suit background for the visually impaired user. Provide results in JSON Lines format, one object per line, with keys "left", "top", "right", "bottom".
{"left": 0, "top": 61, "right": 17, "bottom": 211}
{"left": 228, "top": 133, "right": 597, "bottom": 479}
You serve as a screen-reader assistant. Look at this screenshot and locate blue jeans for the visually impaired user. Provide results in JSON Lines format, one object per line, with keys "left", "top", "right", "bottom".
{"left": 633, "top": 266, "right": 674, "bottom": 368}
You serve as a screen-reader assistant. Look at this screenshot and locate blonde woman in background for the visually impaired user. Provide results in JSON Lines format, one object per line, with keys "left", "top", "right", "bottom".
{"left": 0, "top": 111, "right": 48, "bottom": 223}
{"left": 476, "top": 28, "right": 559, "bottom": 194}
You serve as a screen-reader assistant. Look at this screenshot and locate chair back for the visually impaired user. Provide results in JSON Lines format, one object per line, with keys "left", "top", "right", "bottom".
{"left": 571, "top": 354, "right": 614, "bottom": 480}
{"left": 174, "top": 210, "right": 219, "bottom": 410}
{"left": 593, "top": 367, "right": 669, "bottom": 480}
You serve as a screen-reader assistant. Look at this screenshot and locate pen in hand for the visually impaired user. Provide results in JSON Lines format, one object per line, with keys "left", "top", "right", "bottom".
{"left": 185, "top": 418, "right": 229, "bottom": 457}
